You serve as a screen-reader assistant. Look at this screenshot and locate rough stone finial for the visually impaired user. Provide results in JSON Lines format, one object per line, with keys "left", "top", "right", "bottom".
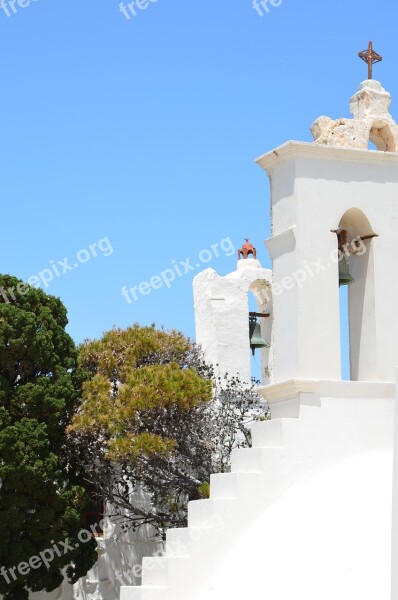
{"left": 311, "top": 80, "right": 398, "bottom": 152}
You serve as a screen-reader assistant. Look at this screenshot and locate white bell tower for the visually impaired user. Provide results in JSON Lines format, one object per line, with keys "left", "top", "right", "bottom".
{"left": 257, "top": 79, "right": 398, "bottom": 384}
{"left": 121, "top": 73, "right": 398, "bottom": 600}
{"left": 193, "top": 240, "right": 272, "bottom": 385}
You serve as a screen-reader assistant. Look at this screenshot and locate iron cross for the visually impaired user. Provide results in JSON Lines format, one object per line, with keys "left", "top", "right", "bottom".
{"left": 358, "top": 41, "right": 382, "bottom": 79}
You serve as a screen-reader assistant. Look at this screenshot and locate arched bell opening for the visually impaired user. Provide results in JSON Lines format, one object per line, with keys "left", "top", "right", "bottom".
{"left": 248, "top": 279, "right": 272, "bottom": 385}
{"left": 339, "top": 284, "right": 350, "bottom": 380}
{"left": 334, "top": 208, "right": 378, "bottom": 381}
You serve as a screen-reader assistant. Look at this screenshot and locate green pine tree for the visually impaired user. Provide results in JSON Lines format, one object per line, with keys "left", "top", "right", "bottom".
{"left": 0, "top": 275, "right": 97, "bottom": 600}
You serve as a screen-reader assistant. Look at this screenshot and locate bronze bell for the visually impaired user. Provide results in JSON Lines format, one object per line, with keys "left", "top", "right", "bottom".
{"left": 339, "top": 256, "right": 354, "bottom": 287}
{"left": 249, "top": 317, "right": 267, "bottom": 356}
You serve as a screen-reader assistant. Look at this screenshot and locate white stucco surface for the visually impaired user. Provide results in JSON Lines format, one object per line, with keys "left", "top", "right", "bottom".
{"left": 119, "top": 79, "right": 398, "bottom": 600}
{"left": 121, "top": 382, "right": 395, "bottom": 600}
{"left": 257, "top": 141, "right": 398, "bottom": 383}
{"left": 392, "top": 370, "right": 398, "bottom": 599}
{"left": 17, "top": 80, "right": 398, "bottom": 600}
{"left": 193, "top": 259, "right": 272, "bottom": 384}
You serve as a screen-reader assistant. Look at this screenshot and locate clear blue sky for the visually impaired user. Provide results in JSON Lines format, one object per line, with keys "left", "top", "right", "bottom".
{"left": 1, "top": 0, "right": 397, "bottom": 378}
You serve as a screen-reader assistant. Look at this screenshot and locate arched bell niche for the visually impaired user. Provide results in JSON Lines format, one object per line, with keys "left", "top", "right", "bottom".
{"left": 336, "top": 208, "right": 378, "bottom": 381}
{"left": 248, "top": 279, "right": 273, "bottom": 385}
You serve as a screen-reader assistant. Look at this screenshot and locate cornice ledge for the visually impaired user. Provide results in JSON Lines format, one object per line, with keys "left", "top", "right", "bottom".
{"left": 265, "top": 226, "right": 296, "bottom": 260}
{"left": 255, "top": 140, "right": 398, "bottom": 175}
{"left": 258, "top": 379, "right": 320, "bottom": 403}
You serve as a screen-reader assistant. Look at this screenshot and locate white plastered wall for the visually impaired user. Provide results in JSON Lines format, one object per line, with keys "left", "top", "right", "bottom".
{"left": 120, "top": 381, "right": 396, "bottom": 600}
{"left": 257, "top": 142, "right": 398, "bottom": 383}
{"left": 193, "top": 260, "right": 272, "bottom": 385}
{"left": 392, "top": 370, "right": 398, "bottom": 599}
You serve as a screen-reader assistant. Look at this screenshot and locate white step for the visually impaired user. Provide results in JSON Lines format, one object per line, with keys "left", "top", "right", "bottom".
{"left": 210, "top": 471, "right": 262, "bottom": 499}
{"left": 230, "top": 447, "right": 263, "bottom": 472}
{"left": 251, "top": 417, "right": 301, "bottom": 449}
{"left": 231, "top": 446, "right": 286, "bottom": 473}
{"left": 165, "top": 527, "right": 192, "bottom": 557}
{"left": 142, "top": 557, "right": 168, "bottom": 586}
{"left": 120, "top": 585, "right": 168, "bottom": 600}
{"left": 251, "top": 418, "right": 284, "bottom": 448}
{"left": 141, "top": 555, "right": 192, "bottom": 587}
{"left": 209, "top": 472, "right": 238, "bottom": 499}
{"left": 188, "top": 498, "right": 236, "bottom": 528}
{"left": 251, "top": 419, "right": 284, "bottom": 448}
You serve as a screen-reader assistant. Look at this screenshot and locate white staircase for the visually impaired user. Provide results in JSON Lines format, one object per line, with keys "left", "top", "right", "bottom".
{"left": 120, "top": 388, "right": 394, "bottom": 600}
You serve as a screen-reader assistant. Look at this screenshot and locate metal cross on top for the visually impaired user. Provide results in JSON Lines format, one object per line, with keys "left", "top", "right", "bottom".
{"left": 358, "top": 41, "right": 383, "bottom": 80}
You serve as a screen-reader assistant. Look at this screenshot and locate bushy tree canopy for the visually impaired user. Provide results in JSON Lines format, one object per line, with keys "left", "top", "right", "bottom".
{"left": 0, "top": 275, "right": 97, "bottom": 600}
{"left": 68, "top": 325, "right": 268, "bottom": 538}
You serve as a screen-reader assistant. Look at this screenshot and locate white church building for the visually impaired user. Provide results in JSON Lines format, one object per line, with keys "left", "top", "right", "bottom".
{"left": 119, "top": 73, "right": 398, "bottom": 600}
